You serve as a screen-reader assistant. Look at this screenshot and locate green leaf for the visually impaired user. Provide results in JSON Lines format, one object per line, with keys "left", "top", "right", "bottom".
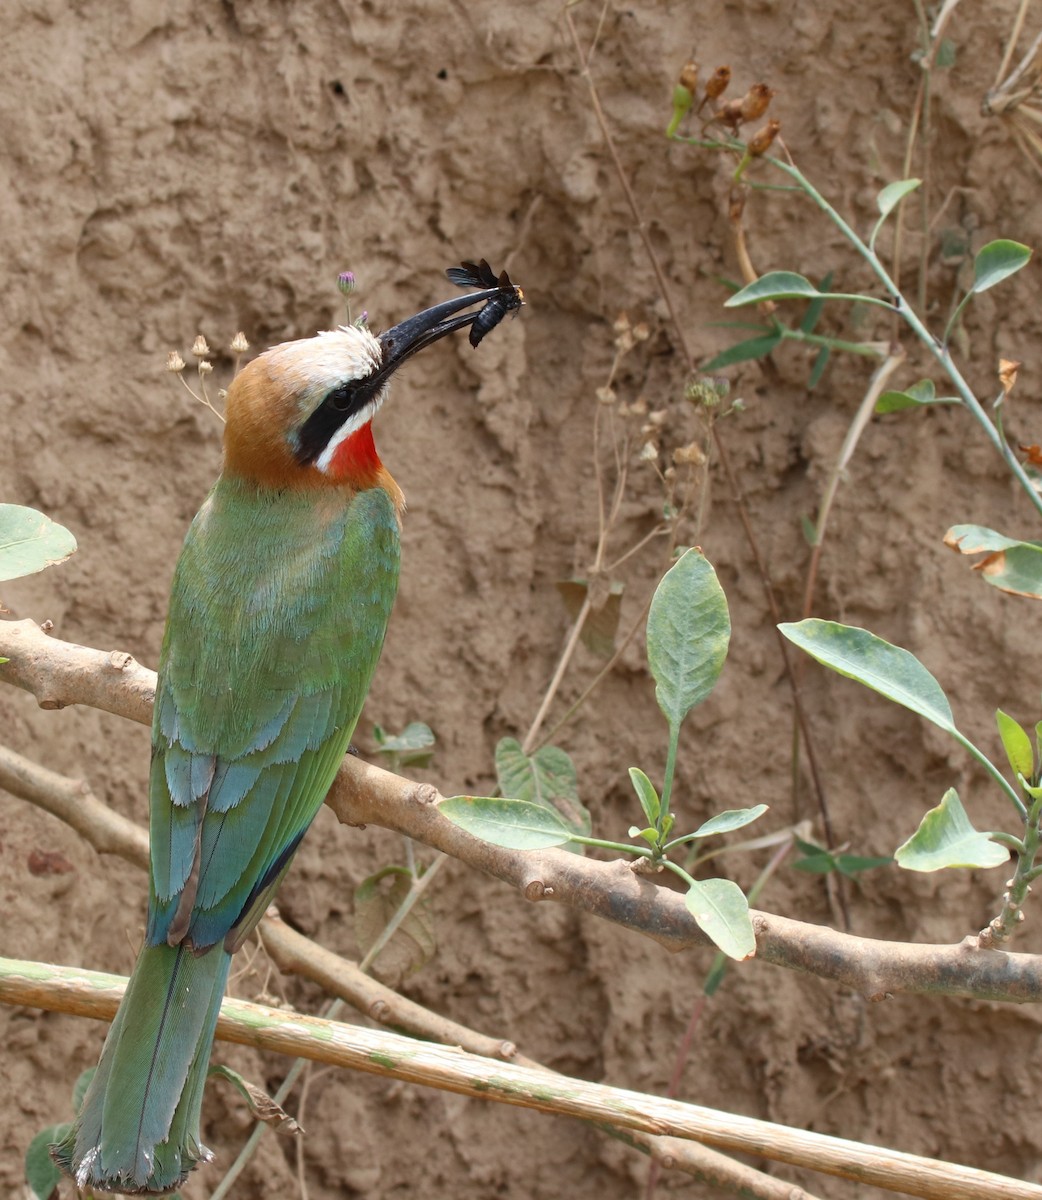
{"left": 495, "top": 738, "right": 590, "bottom": 838}
{"left": 996, "top": 709, "right": 1034, "bottom": 783}
{"left": 0, "top": 504, "right": 77, "bottom": 582}
{"left": 724, "top": 271, "right": 822, "bottom": 306}
{"left": 372, "top": 721, "right": 435, "bottom": 755}
{"left": 691, "top": 804, "right": 769, "bottom": 839}
{"left": 628, "top": 824, "right": 659, "bottom": 846}
{"left": 354, "top": 866, "right": 437, "bottom": 984}
{"left": 936, "top": 37, "right": 956, "bottom": 68}
{"left": 876, "top": 178, "right": 922, "bottom": 218}
{"left": 647, "top": 549, "right": 731, "bottom": 733}
{"left": 834, "top": 853, "right": 894, "bottom": 876}
{"left": 807, "top": 344, "right": 831, "bottom": 389}
{"left": 792, "top": 838, "right": 891, "bottom": 876}
{"left": 779, "top": 619, "right": 956, "bottom": 733}
{"left": 684, "top": 877, "right": 755, "bottom": 959}
{"left": 26, "top": 1123, "right": 71, "bottom": 1200}
{"left": 372, "top": 721, "right": 435, "bottom": 768}
{"left": 875, "top": 378, "right": 959, "bottom": 413}
{"left": 439, "top": 795, "right": 573, "bottom": 849}
{"left": 72, "top": 1067, "right": 96, "bottom": 1113}
{"left": 799, "top": 270, "right": 833, "bottom": 333}
{"left": 895, "top": 788, "right": 1009, "bottom": 871}
{"left": 628, "top": 767, "right": 660, "bottom": 826}
{"left": 970, "top": 239, "right": 1032, "bottom": 295}
{"left": 944, "top": 525, "right": 1042, "bottom": 599}
{"left": 701, "top": 330, "right": 783, "bottom": 371}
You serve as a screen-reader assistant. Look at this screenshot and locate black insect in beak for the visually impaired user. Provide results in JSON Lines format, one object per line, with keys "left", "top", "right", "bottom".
{"left": 375, "top": 259, "right": 524, "bottom": 375}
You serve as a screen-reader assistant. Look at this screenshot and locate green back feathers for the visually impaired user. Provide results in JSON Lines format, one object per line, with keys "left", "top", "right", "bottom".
{"left": 148, "top": 476, "right": 400, "bottom": 950}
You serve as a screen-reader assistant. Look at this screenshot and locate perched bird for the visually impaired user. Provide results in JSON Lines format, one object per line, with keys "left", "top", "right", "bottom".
{"left": 52, "top": 264, "right": 524, "bottom": 1194}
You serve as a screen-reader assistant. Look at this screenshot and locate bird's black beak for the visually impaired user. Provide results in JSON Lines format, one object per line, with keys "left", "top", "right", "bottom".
{"left": 374, "top": 261, "right": 523, "bottom": 380}
{"left": 377, "top": 288, "right": 501, "bottom": 370}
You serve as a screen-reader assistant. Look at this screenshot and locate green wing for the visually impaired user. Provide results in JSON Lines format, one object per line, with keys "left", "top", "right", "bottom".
{"left": 147, "top": 478, "right": 399, "bottom": 952}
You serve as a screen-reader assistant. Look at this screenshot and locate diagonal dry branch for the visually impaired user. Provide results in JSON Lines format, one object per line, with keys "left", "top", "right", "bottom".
{"left": 3, "top": 617, "right": 1041, "bottom": 1003}
{"left": 1, "top": 955, "right": 1039, "bottom": 1200}
{"left": 0, "top": 745, "right": 817, "bottom": 1200}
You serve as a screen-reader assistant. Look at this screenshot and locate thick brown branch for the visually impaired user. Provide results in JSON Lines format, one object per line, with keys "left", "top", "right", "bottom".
{"left": 3, "top": 617, "right": 1042, "bottom": 1004}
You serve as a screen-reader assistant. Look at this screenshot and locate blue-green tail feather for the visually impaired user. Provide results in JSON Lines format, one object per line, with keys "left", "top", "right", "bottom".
{"left": 51, "top": 942, "right": 231, "bottom": 1194}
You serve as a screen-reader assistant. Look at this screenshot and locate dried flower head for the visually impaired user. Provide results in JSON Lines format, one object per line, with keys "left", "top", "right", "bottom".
{"left": 166, "top": 350, "right": 186, "bottom": 374}
{"left": 596, "top": 386, "right": 617, "bottom": 406}
{"left": 674, "top": 441, "right": 707, "bottom": 466}
{"left": 230, "top": 331, "right": 250, "bottom": 354}
{"left": 740, "top": 83, "right": 775, "bottom": 122}
{"left": 747, "top": 119, "right": 781, "bottom": 157}
{"left": 686, "top": 377, "right": 730, "bottom": 409}
{"left": 679, "top": 61, "right": 699, "bottom": 94}
{"left": 198, "top": 360, "right": 214, "bottom": 376}
{"left": 704, "top": 66, "right": 731, "bottom": 102}
{"left": 191, "top": 335, "right": 211, "bottom": 358}
{"left": 639, "top": 441, "right": 659, "bottom": 463}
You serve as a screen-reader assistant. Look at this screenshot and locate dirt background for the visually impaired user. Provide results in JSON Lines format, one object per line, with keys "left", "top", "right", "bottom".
{"left": 4, "top": 1, "right": 1042, "bottom": 1197}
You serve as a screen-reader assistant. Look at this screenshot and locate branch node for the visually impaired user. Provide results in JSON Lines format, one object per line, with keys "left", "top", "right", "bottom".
{"left": 369, "top": 999, "right": 391, "bottom": 1020}
{"left": 108, "top": 650, "right": 136, "bottom": 673}
{"left": 39, "top": 696, "right": 65, "bottom": 711}
{"left": 523, "top": 879, "right": 548, "bottom": 902}
{"left": 410, "top": 783, "right": 440, "bottom": 806}
{"left": 498, "top": 1041, "right": 517, "bottom": 1060}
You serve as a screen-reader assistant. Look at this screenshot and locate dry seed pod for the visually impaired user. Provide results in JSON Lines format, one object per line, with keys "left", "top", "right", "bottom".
{"left": 747, "top": 118, "right": 781, "bottom": 156}
{"left": 704, "top": 65, "right": 731, "bottom": 101}
{"left": 679, "top": 60, "right": 699, "bottom": 93}
{"left": 697, "top": 65, "right": 731, "bottom": 114}
{"left": 740, "top": 83, "right": 775, "bottom": 122}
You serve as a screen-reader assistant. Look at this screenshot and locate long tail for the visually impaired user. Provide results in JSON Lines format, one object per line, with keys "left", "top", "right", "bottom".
{"left": 51, "top": 941, "right": 231, "bottom": 1195}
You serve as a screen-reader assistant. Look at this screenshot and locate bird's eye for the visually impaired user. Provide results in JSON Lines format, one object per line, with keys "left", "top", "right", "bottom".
{"left": 326, "top": 383, "right": 356, "bottom": 412}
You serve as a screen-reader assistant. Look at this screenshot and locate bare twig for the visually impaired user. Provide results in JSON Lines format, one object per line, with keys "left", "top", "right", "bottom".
{"left": 560, "top": 7, "right": 836, "bottom": 853}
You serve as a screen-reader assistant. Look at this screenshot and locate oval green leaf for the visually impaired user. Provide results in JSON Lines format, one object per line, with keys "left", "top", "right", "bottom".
{"left": 970, "top": 239, "right": 1032, "bottom": 295}
{"left": 26, "top": 1123, "right": 71, "bottom": 1200}
{"left": 0, "top": 503, "right": 77, "bottom": 582}
{"left": 701, "top": 330, "right": 784, "bottom": 370}
{"left": 439, "top": 795, "right": 573, "bottom": 850}
{"left": 495, "top": 738, "right": 590, "bottom": 837}
{"left": 647, "top": 550, "right": 731, "bottom": 733}
{"left": 684, "top": 877, "right": 755, "bottom": 959}
{"left": 875, "top": 379, "right": 959, "bottom": 414}
{"left": 691, "top": 804, "right": 769, "bottom": 839}
{"left": 876, "top": 177, "right": 922, "bottom": 217}
{"left": 723, "top": 271, "right": 821, "bottom": 307}
{"left": 779, "top": 619, "right": 955, "bottom": 733}
{"left": 894, "top": 788, "right": 1009, "bottom": 871}
{"left": 996, "top": 709, "right": 1034, "bottom": 783}
{"left": 628, "top": 766, "right": 660, "bottom": 826}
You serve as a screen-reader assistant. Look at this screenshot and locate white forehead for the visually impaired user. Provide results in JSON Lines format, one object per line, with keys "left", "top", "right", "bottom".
{"left": 265, "top": 324, "right": 383, "bottom": 396}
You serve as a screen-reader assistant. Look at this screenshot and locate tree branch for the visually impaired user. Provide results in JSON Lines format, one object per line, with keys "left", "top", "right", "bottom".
{"left": 0, "top": 706, "right": 813, "bottom": 1200}
{"left": 4, "top": 617, "right": 1040, "bottom": 1004}
{"left": 1, "top": 956, "right": 1037, "bottom": 1200}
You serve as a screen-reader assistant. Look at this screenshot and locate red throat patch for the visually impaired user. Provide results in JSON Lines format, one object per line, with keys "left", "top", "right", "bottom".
{"left": 329, "top": 421, "right": 382, "bottom": 485}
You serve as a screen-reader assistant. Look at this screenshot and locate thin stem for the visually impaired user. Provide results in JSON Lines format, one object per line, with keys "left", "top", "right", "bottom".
{"left": 765, "top": 156, "right": 1042, "bottom": 521}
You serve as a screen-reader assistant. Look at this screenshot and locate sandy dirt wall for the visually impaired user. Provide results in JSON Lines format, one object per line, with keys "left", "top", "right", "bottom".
{"left": 3, "top": 1, "right": 1042, "bottom": 1196}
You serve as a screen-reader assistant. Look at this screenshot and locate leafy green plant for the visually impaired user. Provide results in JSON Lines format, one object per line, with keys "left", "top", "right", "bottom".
{"left": 781, "top": 618, "right": 1042, "bottom": 946}
{"left": 441, "top": 549, "right": 768, "bottom": 960}
{"left": 25, "top": 1069, "right": 109, "bottom": 1200}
